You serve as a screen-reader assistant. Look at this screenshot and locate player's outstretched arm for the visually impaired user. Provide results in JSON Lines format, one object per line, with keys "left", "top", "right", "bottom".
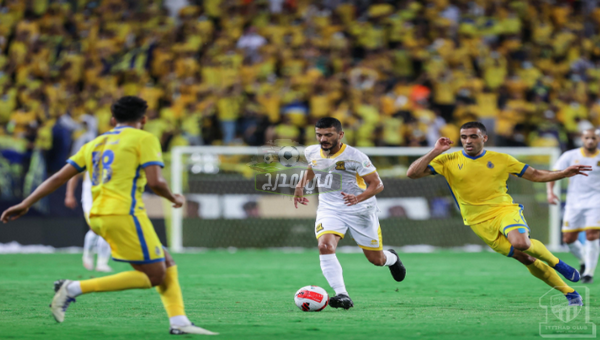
{"left": 65, "top": 173, "right": 81, "bottom": 209}
{"left": 1, "top": 164, "right": 80, "bottom": 223}
{"left": 144, "top": 165, "right": 185, "bottom": 208}
{"left": 406, "top": 137, "right": 453, "bottom": 179}
{"left": 294, "top": 167, "right": 315, "bottom": 208}
{"left": 341, "top": 172, "right": 384, "bottom": 206}
{"left": 521, "top": 164, "right": 592, "bottom": 183}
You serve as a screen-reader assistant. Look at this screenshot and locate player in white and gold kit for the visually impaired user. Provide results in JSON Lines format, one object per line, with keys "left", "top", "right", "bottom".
{"left": 547, "top": 129, "right": 600, "bottom": 283}
{"left": 294, "top": 118, "right": 406, "bottom": 309}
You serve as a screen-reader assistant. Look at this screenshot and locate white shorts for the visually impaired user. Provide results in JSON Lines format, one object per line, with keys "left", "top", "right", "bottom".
{"left": 562, "top": 207, "right": 600, "bottom": 232}
{"left": 315, "top": 211, "right": 382, "bottom": 251}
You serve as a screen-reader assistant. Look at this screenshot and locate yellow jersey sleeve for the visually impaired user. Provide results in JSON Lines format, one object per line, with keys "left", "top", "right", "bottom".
{"left": 506, "top": 154, "right": 529, "bottom": 177}
{"left": 139, "top": 134, "right": 164, "bottom": 168}
{"left": 67, "top": 144, "right": 88, "bottom": 172}
{"left": 428, "top": 153, "right": 448, "bottom": 176}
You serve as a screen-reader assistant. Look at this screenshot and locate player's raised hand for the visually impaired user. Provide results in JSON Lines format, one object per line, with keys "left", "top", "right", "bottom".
{"left": 1, "top": 203, "right": 29, "bottom": 223}
{"left": 434, "top": 137, "right": 453, "bottom": 152}
{"left": 341, "top": 192, "right": 358, "bottom": 206}
{"left": 562, "top": 165, "right": 592, "bottom": 178}
{"left": 172, "top": 194, "right": 186, "bottom": 208}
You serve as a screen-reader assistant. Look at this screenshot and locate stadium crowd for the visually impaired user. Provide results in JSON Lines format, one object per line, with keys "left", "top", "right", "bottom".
{"left": 1, "top": 0, "right": 600, "bottom": 197}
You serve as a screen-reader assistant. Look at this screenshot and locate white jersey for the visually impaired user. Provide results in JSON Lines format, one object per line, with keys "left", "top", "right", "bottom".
{"left": 304, "top": 144, "right": 379, "bottom": 215}
{"left": 81, "top": 172, "right": 93, "bottom": 216}
{"left": 554, "top": 148, "right": 600, "bottom": 209}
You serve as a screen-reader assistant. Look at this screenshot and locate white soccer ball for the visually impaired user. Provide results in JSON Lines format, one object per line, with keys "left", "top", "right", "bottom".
{"left": 263, "top": 152, "right": 277, "bottom": 164}
{"left": 294, "top": 285, "right": 329, "bottom": 312}
{"left": 278, "top": 146, "right": 300, "bottom": 167}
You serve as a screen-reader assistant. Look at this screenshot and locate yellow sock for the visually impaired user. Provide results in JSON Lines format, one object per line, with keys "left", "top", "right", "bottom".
{"left": 156, "top": 265, "right": 185, "bottom": 318}
{"left": 523, "top": 239, "right": 559, "bottom": 266}
{"left": 526, "top": 260, "right": 574, "bottom": 295}
{"left": 80, "top": 270, "right": 151, "bottom": 293}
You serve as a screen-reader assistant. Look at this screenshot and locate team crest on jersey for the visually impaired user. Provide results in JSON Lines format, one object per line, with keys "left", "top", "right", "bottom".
{"left": 487, "top": 161, "right": 494, "bottom": 169}
{"left": 316, "top": 223, "right": 324, "bottom": 233}
{"left": 335, "top": 161, "right": 346, "bottom": 170}
{"left": 155, "top": 246, "right": 161, "bottom": 256}
{"left": 312, "top": 160, "right": 317, "bottom": 166}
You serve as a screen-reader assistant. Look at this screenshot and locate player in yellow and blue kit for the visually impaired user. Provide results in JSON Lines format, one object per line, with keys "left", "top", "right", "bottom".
{"left": 1, "top": 96, "right": 217, "bottom": 335}
{"left": 407, "top": 122, "right": 592, "bottom": 306}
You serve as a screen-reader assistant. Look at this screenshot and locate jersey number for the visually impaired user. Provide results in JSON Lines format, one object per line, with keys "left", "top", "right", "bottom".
{"left": 91, "top": 150, "right": 114, "bottom": 186}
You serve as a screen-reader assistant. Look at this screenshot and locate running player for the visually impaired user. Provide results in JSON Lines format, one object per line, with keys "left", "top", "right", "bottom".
{"left": 1, "top": 96, "right": 217, "bottom": 335}
{"left": 65, "top": 172, "right": 112, "bottom": 272}
{"left": 407, "top": 121, "right": 591, "bottom": 306}
{"left": 547, "top": 129, "right": 600, "bottom": 283}
{"left": 293, "top": 117, "right": 406, "bottom": 310}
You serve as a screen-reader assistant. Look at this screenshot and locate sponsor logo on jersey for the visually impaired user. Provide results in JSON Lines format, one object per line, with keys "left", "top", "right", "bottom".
{"left": 487, "top": 161, "right": 494, "bottom": 169}
{"left": 597, "top": 161, "right": 600, "bottom": 166}
{"left": 370, "top": 239, "right": 377, "bottom": 245}
{"left": 316, "top": 223, "right": 324, "bottom": 233}
{"left": 363, "top": 161, "right": 371, "bottom": 168}
{"left": 565, "top": 221, "right": 569, "bottom": 227}
{"left": 458, "top": 164, "right": 464, "bottom": 170}
{"left": 108, "top": 139, "right": 120, "bottom": 145}
{"left": 335, "top": 161, "right": 346, "bottom": 170}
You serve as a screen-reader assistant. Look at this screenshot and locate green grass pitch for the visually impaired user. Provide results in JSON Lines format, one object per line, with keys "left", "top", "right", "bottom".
{"left": 0, "top": 251, "right": 598, "bottom": 340}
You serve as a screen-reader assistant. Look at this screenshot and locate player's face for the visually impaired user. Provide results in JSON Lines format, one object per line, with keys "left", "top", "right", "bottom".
{"left": 582, "top": 130, "right": 599, "bottom": 151}
{"left": 315, "top": 127, "right": 344, "bottom": 151}
{"left": 460, "top": 128, "right": 488, "bottom": 156}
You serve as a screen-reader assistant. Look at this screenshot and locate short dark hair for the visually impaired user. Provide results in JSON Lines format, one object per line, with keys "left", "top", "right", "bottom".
{"left": 315, "top": 117, "right": 342, "bottom": 132}
{"left": 111, "top": 96, "right": 148, "bottom": 123}
{"left": 460, "top": 121, "right": 487, "bottom": 135}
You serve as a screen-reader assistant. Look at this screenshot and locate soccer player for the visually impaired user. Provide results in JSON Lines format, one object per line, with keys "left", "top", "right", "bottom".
{"left": 547, "top": 129, "right": 600, "bottom": 284}
{"left": 1, "top": 96, "right": 217, "bottom": 335}
{"left": 65, "top": 172, "right": 113, "bottom": 272}
{"left": 407, "top": 121, "right": 591, "bottom": 306}
{"left": 293, "top": 117, "right": 406, "bottom": 310}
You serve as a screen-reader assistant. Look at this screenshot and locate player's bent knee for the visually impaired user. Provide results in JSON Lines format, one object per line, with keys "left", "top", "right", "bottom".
{"left": 586, "top": 230, "right": 600, "bottom": 241}
{"left": 147, "top": 270, "right": 166, "bottom": 287}
{"left": 563, "top": 233, "right": 579, "bottom": 244}
{"left": 318, "top": 242, "right": 336, "bottom": 254}
{"left": 511, "top": 239, "right": 531, "bottom": 251}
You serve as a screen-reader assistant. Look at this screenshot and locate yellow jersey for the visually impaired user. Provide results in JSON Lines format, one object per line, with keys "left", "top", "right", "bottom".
{"left": 428, "top": 150, "right": 529, "bottom": 225}
{"left": 68, "top": 126, "right": 164, "bottom": 217}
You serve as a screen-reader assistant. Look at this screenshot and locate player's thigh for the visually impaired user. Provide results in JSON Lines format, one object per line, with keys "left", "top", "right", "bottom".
{"left": 347, "top": 212, "right": 383, "bottom": 252}
{"left": 583, "top": 208, "right": 600, "bottom": 239}
{"left": 315, "top": 214, "right": 348, "bottom": 241}
{"left": 469, "top": 219, "right": 514, "bottom": 257}
{"left": 89, "top": 215, "right": 165, "bottom": 263}
{"left": 562, "top": 207, "right": 586, "bottom": 234}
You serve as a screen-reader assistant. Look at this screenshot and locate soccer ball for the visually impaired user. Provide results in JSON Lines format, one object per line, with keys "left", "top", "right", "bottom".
{"left": 294, "top": 285, "right": 329, "bottom": 312}
{"left": 263, "top": 152, "right": 277, "bottom": 164}
{"left": 278, "top": 146, "right": 300, "bottom": 167}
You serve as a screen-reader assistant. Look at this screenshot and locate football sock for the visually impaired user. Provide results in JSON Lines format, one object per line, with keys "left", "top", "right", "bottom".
{"left": 382, "top": 250, "right": 398, "bottom": 267}
{"left": 319, "top": 254, "right": 347, "bottom": 296}
{"left": 523, "top": 239, "right": 559, "bottom": 267}
{"left": 526, "top": 260, "right": 574, "bottom": 295}
{"left": 95, "top": 236, "right": 112, "bottom": 266}
{"left": 66, "top": 281, "right": 82, "bottom": 297}
{"left": 157, "top": 266, "right": 186, "bottom": 318}
{"left": 170, "top": 315, "right": 192, "bottom": 327}
{"left": 567, "top": 240, "right": 585, "bottom": 265}
{"left": 583, "top": 239, "right": 599, "bottom": 277}
{"left": 82, "top": 230, "right": 97, "bottom": 260}
{"left": 80, "top": 270, "right": 152, "bottom": 294}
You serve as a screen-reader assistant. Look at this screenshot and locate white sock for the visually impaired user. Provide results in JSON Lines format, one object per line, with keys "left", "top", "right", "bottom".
{"left": 67, "top": 281, "right": 82, "bottom": 297}
{"left": 567, "top": 240, "right": 585, "bottom": 265}
{"left": 170, "top": 315, "right": 191, "bottom": 327}
{"left": 96, "top": 237, "right": 112, "bottom": 266}
{"left": 583, "top": 239, "right": 600, "bottom": 277}
{"left": 383, "top": 250, "right": 398, "bottom": 267}
{"left": 83, "top": 230, "right": 98, "bottom": 260}
{"left": 319, "top": 254, "right": 347, "bottom": 296}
